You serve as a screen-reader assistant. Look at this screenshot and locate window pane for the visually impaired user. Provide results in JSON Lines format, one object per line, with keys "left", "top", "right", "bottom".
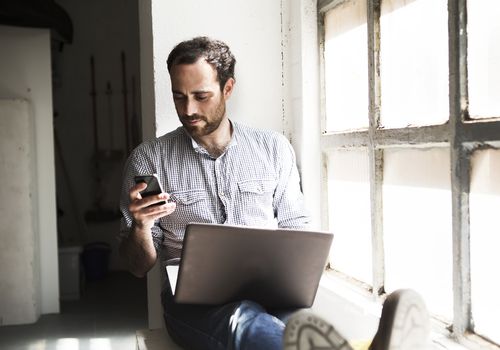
{"left": 327, "top": 149, "right": 372, "bottom": 284}
{"left": 383, "top": 148, "right": 452, "bottom": 321}
{"left": 324, "top": 0, "right": 368, "bottom": 132}
{"left": 470, "top": 149, "right": 500, "bottom": 344}
{"left": 380, "top": 0, "right": 449, "bottom": 128}
{"left": 468, "top": 1, "right": 500, "bottom": 119}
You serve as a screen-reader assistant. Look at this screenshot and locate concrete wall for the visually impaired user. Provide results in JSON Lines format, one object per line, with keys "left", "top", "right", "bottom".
{"left": 0, "top": 26, "right": 59, "bottom": 318}
{"left": 0, "top": 100, "right": 38, "bottom": 325}
{"left": 139, "top": 0, "right": 321, "bottom": 328}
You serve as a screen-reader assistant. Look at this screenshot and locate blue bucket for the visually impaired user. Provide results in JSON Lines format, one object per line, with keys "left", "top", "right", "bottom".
{"left": 82, "top": 242, "right": 111, "bottom": 281}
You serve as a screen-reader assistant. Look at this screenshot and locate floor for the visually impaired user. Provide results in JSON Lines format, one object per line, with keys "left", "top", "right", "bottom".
{"left": 0, "top": 271, "right": 148, "bottom": 350}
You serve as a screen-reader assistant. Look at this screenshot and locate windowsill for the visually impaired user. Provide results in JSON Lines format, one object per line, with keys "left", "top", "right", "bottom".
{"left": 312, "top": 270, "right": 475, "bottom": 350}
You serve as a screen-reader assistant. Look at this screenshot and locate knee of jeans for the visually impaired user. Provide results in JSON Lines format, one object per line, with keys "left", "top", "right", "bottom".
{"left": 238, "top": 300, "right": 265, "bottom": 313}
{"left": 231, "top": 301, "right": 284, "bottom": 335}
{"left": 230, "top": 300, "right": 264, "bottom": 334}
{"left": 232, "top": 301, "right": 266, "bottom": 324}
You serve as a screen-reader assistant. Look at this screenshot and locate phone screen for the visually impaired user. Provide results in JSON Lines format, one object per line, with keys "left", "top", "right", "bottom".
{"left": 134, "top": 174, "right": 166, "bottom": 205}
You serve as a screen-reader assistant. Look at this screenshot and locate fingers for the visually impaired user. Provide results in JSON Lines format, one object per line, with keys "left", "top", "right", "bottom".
{"left": 130, "top": 201, "right": 176, "bottom": 230}
{"left": 138, "top": 199, "right": 176, "bottom": 217}
{"left": 129, "top": 182, "right": 147, "bottom": 202}
{"left": 135, "top": 200, "right": 176, "bottom": 219}
{"left": 129, "top": 182, "right": 169, "bottom": 209}
{"left": 128, "top": 182, "right": 177, "bottom": 229}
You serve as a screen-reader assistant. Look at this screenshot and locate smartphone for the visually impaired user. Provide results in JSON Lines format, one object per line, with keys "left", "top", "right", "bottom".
{"left": 134, "top": 174, "right": 166, "bottom": 206}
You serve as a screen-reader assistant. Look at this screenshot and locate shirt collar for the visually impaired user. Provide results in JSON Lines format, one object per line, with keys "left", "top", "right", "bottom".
{"left": 184, "top": 119, "right": 239, "bottom": 154}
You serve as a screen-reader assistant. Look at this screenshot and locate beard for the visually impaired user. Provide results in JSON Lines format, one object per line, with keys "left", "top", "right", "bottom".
{"left": 179, "top": 95, "right": 227, "bottom": 139}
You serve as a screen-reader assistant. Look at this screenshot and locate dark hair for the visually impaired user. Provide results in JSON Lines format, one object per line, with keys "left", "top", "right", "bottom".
{"left": 167, "top": 36, "right": 236, "bottom": 91}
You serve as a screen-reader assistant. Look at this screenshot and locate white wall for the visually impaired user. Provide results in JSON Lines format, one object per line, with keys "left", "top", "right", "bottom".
{"left": 0, "top": 25, "right": 59, "bottom": 316}
{"left": 147, "top": 0, "right": 321, "bottom": 225}
{"left": 285, "top": 0, "right": 322, "bottom": 228}
{"left": 150, "top": 0, "right": 285, "bottom": 137}
{"left": 139, "top": 0, "right": 321, "bottom": 328}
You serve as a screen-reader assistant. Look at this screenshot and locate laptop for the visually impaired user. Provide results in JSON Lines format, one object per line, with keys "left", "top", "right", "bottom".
{"left": 167, "top": 223, "right": 333, "bottom": 308}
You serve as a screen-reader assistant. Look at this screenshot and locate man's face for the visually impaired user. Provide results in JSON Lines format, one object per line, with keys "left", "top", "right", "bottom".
{"left": 170, "top": 58, "right": 233, "bottom": 139}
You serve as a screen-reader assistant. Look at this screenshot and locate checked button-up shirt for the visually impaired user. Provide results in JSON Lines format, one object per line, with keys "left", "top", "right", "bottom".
{"left": 119, "top": 121, "right": 311, "bottom": 265}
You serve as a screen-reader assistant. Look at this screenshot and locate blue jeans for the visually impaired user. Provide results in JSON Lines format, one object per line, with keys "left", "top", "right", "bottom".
{"left": 161, "top": 272, "right": 298, "bottom": 350}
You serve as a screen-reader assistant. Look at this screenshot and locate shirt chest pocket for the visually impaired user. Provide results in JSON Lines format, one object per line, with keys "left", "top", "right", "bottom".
{"left": 170, "top": 190, "right": 207, "bottom": 205}
{"left": 237, "top": 179, "right": 276, "bottom": 207}
{"left": 164, "top": 189, "right": 209, "bottom": 224}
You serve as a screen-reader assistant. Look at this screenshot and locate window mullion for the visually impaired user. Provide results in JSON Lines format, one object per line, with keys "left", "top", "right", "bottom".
{"left": 318, "top": 7, "right": 329, "bottom": 232}
{"left": 321, "top": 125, "right": 450, "bottom": 149}
{"left": 449, "top": 0, "right": 472, "bottom": 337}
{"left": 318, "top": 0, "right": 350, "bottom": 14}
{"left": 462, "top": 120, "right": 500, "bottom": 144}
{"left": 374, "top": 124, "right": 450, "bottom": 147}
{"left": 367, "top": 0, "right": 384, "bottom": 296}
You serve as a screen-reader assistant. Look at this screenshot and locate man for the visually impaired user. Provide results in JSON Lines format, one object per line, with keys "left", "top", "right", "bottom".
{"left": 119, "top": 36, "right": 431, "bottom": 350}
{"left": 119, "top": 36, "right": 310, "bottom": 350}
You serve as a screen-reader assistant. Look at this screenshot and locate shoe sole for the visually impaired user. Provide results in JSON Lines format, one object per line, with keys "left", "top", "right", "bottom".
{"left": 284, "top": 311, "right": 353, "bottom": 350}
{"left": 371, "top": 289, "right": 430, "bottom": 350}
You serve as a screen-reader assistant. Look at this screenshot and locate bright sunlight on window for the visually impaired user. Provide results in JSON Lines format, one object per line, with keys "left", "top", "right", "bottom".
{"left": 382, "top": 148, "right": 453, "bottom": 322}
{"left": 470, "top": 149, "right": 500, "bottom": 344}
{"left": 324, "top": 0, "right": 368, "bottom": 132}
{"left": 380, "top": 0, "right": 449, "bottom": 128}
{"left": 467, "top": 0, "right": 500, "bottom": 119}
{"left": 319, "top": 1, "right": 500, "bottom": 348}
{"left": 327, "top": 149, "right": 372, "bottom": 284}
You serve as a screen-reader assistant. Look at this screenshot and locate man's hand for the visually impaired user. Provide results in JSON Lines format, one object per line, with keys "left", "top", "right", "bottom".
{"left": 120, "top": 182, "right": 176, "bottom": 277}
{"left": 129, "top": 182, "right": 177, "bottom": 229}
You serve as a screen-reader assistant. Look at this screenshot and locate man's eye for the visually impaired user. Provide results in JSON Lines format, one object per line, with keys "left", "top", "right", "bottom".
{"left": 173, "top": 94, "right": 185, "bottom": 100}
{"left": 196, "top": 95, "right": 208, "bottom": 101}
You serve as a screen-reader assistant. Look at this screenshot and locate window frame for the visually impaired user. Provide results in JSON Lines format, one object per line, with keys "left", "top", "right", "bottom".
{"left": 317, "top": 0, "right": 500, "bottom": 348}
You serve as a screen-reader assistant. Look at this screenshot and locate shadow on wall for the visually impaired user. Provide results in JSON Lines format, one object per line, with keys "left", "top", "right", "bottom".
{"left": 49, "top": 0, "right": 142, "bottom": 276}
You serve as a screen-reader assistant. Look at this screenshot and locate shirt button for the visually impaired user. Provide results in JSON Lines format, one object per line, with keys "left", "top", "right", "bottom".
{"left": 219, "top": 192, "right": 225, "bottom": 198}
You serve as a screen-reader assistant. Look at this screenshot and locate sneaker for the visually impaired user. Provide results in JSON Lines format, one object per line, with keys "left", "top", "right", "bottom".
{"left": 283, "top": 310, "right": 354, "bottom": 350}
{"left": 369, "top": 289, "right": 430, "bottom": 350}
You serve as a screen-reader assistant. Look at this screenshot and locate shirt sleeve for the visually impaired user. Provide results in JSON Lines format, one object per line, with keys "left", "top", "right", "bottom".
{"left": 118, "top": 144, "right": 164, "bottom": 252}
{"left": 272, "top": 135, "right": 311, "bottom": 229}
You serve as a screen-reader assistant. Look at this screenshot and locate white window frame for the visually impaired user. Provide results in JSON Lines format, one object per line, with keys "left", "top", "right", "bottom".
{"left": 318, "top": 1, "right": 500, "bottom": 349}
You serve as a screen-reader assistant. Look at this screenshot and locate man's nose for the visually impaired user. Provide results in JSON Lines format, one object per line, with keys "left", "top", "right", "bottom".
{"left": 185, "top": 99, "right": 199, "bottom": 116}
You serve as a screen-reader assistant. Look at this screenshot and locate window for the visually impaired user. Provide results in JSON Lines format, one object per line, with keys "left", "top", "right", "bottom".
{"left": 318, "top": 0, "right": 500, "bottom": 347}
{"left": 470, "top": 149, "right": 500, "bottom": 345}
{"left": 323, "top": 0, "right": 368, "bottom": 131}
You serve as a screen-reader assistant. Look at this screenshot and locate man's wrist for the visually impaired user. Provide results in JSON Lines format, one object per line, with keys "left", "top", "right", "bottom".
{"left": 132, "top": 219, "right": 153, "bottom": 233}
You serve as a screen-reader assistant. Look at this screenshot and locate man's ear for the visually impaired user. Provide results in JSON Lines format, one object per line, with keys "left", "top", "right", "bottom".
{"left": 223, "top": 78, "right": 235, "bottom": 99}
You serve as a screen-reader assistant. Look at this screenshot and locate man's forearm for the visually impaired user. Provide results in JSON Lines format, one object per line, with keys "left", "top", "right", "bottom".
{"left": 119, "top": 224, "right": 158, "bottom": 278}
